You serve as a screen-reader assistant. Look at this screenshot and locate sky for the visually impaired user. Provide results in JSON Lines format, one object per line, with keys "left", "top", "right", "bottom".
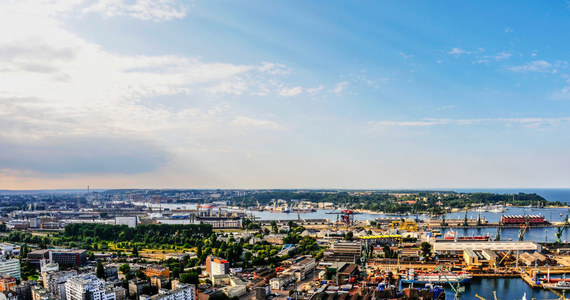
{"left": 1, "top": 0, "right": 570, "bottom": 190}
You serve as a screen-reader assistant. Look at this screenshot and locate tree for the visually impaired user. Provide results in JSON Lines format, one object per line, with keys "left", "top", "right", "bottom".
{"left": 463, "top": 211, "right": 468, "bottom": 227}
{"left": 180, "top": 272, "right": 199, "bottom": 285}
{"left": 96, "top": 260, "right": 105, "bottom": 279}
{"left": 271, "top": 221, "right": 278, "bottom": 234}
{"left": 344, "top": 231, "right": 353, "bottom": 241}
{"left": 119, "top": 263, "right": 130, "bottom": 274}
{"left": 420, "top": 242, "right": 432, "bottom": 261}
{"left": 132, "top": 246, "right": 139, "bottom": 256}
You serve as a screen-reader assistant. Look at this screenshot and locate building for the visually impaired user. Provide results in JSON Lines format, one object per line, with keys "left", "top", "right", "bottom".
{"left": 104, "top": 267, "right": 118, "bottom": 281}
{"left": 149, "top": 277, "right": 170, "bottom": 290}
{"left": 500, "top": 215, "right": 546, "bottom": 225}
{"left": 128, "top": 280, "right": 148, "bottom": 297}
{"left": 50, "top": 250, "right": 87, "bottom": 267}
{"left": 289, "top": 257, "right": 316, "bottom": 281}
{"left": 205, "top": 257, "right": 229, "bottom": 278}
{"left": 324, "top": 241, "right": 362, "bottom": 263}
{"left": 43, "top": 270, "right": 78, "bottom": 300}
{"left": 138, "top": 284, "right": 195, "bottom": 300}
{"left": 0, "top": 259, "right": 20, "bottom": 280}
{"left": 0, "top": 290, "right": 18, "bottom": 300}
{"left": 11, "top": 280, "right": 37, "bottom": 300}
{"left": 142, "top": 266, "right": 169, "bottom": 278}
{"left": 114, "top": 217, "right": 138, "bottom": 228}
{"left": 31, "top": 285, "right": 55, "bottom": 300}
{"left": 433, "top": 240, "right": 540, "bottom": 253}
{"left": 0, "top": 244, "right": 20, "bottom": 258}
{"left": 27, "top": 250, "right": 50, "bottom": 265}
{"left": 28, "top": 250, "right": 86, "bottom": 267}
{"left": 269, "top": 275, "right": 293, "bottom": 290}
{"left": 65, "top": 274, "right": 115, "bottom": 300}
{"left": 0, "top": 278, "right": 16, "bottom": 292}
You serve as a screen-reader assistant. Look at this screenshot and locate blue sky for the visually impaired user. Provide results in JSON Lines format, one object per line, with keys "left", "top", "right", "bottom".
{"left": 1, "top": 0, "right": 570, "bottom": 189}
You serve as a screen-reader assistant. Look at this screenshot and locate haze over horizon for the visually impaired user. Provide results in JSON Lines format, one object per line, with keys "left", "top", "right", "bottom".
{"left": 2, "top": 1, "right": 570, "bottom": 190}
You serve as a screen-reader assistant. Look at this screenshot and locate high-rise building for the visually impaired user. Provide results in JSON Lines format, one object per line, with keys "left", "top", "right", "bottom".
{"left": 65, "top": 274, "right": 115, "bottom": 300}
{"left": 0, "top": 259, "right": 20, "bottom": 280}
{"left": 43, "top": 270, "right": 77, "bottom": 300}
{"left": 205, "top": 256, "right": 229, "bottom": 278}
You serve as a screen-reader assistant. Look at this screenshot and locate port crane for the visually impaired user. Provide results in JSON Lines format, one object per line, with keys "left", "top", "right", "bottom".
{"left": 518, "top": 215, "right": 530, "bottom": 241}
{"left": 432, "top": 265, "right": 465, "bottom": 300}
{"left": 556, "top": 211, "right": 570, "bottom": 244}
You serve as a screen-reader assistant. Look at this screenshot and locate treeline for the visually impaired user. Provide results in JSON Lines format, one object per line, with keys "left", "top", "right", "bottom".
{"left": 232, "top": 191, "right": 558, "bottom": 214}
{"left": 61, "top": 223, "right": 213, "bottom": 249}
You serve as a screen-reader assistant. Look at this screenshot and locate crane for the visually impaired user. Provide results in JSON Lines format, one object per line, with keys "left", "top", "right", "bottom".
{"left": 432, "top": 265, "right": 465, "bottom": 300}
{"left": 519, "top": 215, "right": 530, "bottom": 241}
{"left": 556, "top": 211, "right": 570, "bottom": 244}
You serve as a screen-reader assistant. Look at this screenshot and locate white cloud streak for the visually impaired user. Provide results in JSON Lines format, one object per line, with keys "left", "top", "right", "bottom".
{"left": 369, "top": 117, "right": 570, "bottom": 128}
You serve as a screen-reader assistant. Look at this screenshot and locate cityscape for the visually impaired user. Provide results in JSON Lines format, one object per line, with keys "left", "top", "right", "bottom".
{"left": 2, "top": 1, "right": 570, "bottom": 300}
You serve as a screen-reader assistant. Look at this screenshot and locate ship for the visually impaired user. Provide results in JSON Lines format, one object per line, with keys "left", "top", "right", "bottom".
{"left": 401, "top": 269, "right": 472, "bottom": 285}
{"left": 543, "top": 281, "right": 570, "bottom": 291}
{"left": 443, "top": 230, "right": 490, "bottom": 241}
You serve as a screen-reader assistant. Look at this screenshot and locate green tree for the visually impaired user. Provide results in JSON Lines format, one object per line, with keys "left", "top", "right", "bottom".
{"left": 180, "top": 272, "right": 199, "bottom": 285}
{"left": 96, "top": 260, "right": 105, "bottom": 279}
{"left": 420, "top": 242, "right": 432, "bottom": 261}
{"left": 119, "top": 263, "right": 130, "bottom": 274}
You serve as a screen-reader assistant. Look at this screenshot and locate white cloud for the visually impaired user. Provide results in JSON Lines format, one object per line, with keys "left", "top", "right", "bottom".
{"left": 510, "top": 60, "right": 553, "bottom": 73}
{"left": 332, "top": 81, "right": 348, "bottom": 95}
{"left": 84, "top": 0, "right": 190, "bottom": 21}
{"left": 447, "top": 48, "right": 471, "bottom": 55}
{"left": 279, "top": 86, "right": 303, "bottom": 97}
{"left": 399, "top": 51, "right": 413, "bottom": 60}
{"left": 307, "top": 86, "right": 324, "bottom": 95}
{"left": 0, "top": 0, "right": 303, "bottom": 177}
{"left": 230, "top": 116, "right": 286, "bottom": 131}
{"left": 494, "top": 51, "right": 512, "bottom": 61}
{"left": 369, "top": 117, "right": 570, "bottom": 128}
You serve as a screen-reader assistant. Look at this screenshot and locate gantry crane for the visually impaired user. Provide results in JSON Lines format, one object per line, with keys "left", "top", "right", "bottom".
{"left": 556, "top": 211, "right": 570, "bottom": 244}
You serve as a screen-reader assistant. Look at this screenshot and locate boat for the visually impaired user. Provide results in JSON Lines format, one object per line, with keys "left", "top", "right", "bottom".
{"left": 401, "top": 269, "right": 472, "bottom": 285}
{"left": 443, "top": 230, "right": 489, "bottom": 241}
{"left": 431, "top": 229, "right": 442, "bottom": 237}
{"left": 543, "top": 281, "right": 570, "bottom": 290}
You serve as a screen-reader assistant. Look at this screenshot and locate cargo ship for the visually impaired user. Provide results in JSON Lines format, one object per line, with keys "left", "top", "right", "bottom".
{"left": 443, "top": 230, "right": 490, "bottom": 241}
{"left": 401, "top": 269, "right": 472, "bottom": 285}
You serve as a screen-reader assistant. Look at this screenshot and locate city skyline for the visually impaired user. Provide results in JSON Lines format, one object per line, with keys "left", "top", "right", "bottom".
{"left": 2, "top": 1, "right": 570, "bottom": 189}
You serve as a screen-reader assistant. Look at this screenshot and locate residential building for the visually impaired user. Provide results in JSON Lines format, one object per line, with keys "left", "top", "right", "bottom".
{"left": 31, "top": 285, "right": 55, "bottom": 300}
{"left": 0, "top": 244, "right": 20, "bottom": 258}
{"left": 65, "top": 274, "right": 115, "bottom": 300}
{"left": 269, "top": 275, "right": 293, "bottom": 290}
{"left": 205, "top": 257, "right": 228, "bottom": 278}
{"left": 128, "top": 281, "right": 148, "bottom": 297}
{"left": 0, "top": 259, "right": 20, "bottom": 280}
{"left": 0, "top": 278, "right": 16, "bottom": 292}
{"left": 43, "top": 270, "right": 77, "bottom": 300}
{"left": 11, "top": 280, "right": 37, "bottom": 300}
{"left": 142, "top": 266, "right": 169, "bottom": 278}
{"left": 138, "top": 284, "right": 195, "bottom": 300}
{"left": 149, "top": 277, "right": 170, "bottom": 290}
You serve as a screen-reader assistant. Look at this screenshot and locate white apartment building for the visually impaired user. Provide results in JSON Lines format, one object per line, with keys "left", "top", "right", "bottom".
{"left": 43, "top": 270, "right": 78, "bottom": 300}
{"left": 65, "top": 274, "right": 115, "bottom": 300}
{"left": 0, "top": 244, "right": 20, "bottom": 258}
{"left": 0, "top": 259, "right": 20, "bottom": 280}
{"left": 139, "top": 284, "right": 195, "bottom": 300}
